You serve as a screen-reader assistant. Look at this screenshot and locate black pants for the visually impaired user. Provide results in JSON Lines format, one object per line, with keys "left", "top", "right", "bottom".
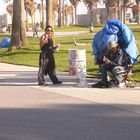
{"left": 38, "top": 52, "right": 59, "bottom": 84}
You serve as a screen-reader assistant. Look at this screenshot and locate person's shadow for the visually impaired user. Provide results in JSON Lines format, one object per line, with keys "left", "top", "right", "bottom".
{"left": 0, "top": 70, "right": 98, "bottom": 87}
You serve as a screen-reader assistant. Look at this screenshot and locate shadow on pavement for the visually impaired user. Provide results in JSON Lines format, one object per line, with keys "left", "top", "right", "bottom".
{"left": 0, "top": 103, "right": 140, "bottom": 140}
{"left": 0, "top": 70, "right": 98, "bottom": 87}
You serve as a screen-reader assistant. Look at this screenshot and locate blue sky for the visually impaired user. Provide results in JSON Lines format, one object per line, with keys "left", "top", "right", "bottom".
{"left": 0, "top": 0, "right": 87, "bottom": 16}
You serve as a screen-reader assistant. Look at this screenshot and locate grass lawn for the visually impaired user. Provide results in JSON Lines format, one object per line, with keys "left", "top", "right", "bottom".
{"left": 0, "top": 25, "right": 140, "bottom": 81}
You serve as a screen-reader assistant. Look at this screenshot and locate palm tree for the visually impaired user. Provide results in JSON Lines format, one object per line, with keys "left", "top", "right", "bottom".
{"left": 122, "top": 0, "right": 130, "bottom": 23}
{"left": 62, "top": 4, "right": 72, "bottom": 26}
{"left": 66, "top": 5, "right": 74, "bottom": 26}
{"left": 25, "top": 0, "right": 36, "bottom": 29}
{"left": 6, "top": 4, "right": 13, "bottom": 17}
{"left": 24, "top": 0, "right": 29, "bottom": 31}
{"left": 113, "top": 0, "right": 119, "bottom": 19}
{"left": 46, "top": 0, "right": 53, "bottom": 26}
{"left": 29, "top": 0, "right": 36, "bottom": 29}
{"left": 69, "top": 0, "right": 81, "bottom": 25}
{"left": 104, "top": 0, "right": 116, "bottom": 20}
{"left": 20, "top": 0, "right": 28, "bottom": 47}
{"left": 37, "top": 3, "right": 42, "bottom": 26}
{"left": 136, "top": 0, "right": 140, "bottom": 24}
{"left": 4, "top": 0, "right": 13, "bottom": 22}
{"left": 58, "top": 0, "right": 62, "bottom": 27}
{"left": 41, "top": 0, "right": 45, "bottom": 29}
{"left": 9, "top": 0, "right": 21, "bottom": 51}
{"left": 52, "top": 0, "right": 60, "bottom": 26}
{"left": 83, "top": 0, "right": 98, "bottom": 26}
{"left": 37, "top": 0, "right": 45, "bottom": 29}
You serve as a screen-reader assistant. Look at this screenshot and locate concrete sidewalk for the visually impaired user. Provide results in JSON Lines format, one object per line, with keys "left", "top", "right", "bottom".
{"left": 1, "top": 62, "right": 140, "bottom": 140}
{"left": 0, "top": 62, "right": 140, "bottom": 114}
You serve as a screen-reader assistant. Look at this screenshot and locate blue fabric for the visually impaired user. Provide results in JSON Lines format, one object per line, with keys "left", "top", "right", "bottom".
{"left": 0, "top": 37, "right": 11, "bottom": 48}
{"left": 92, "top": 19, "right": 139, "bottom": 64}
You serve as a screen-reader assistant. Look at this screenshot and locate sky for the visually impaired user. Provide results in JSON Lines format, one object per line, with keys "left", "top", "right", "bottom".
{"left": 0, "top": 0, "right": 7, "bottom": 15}
{"left": 0, "top": 0, "right": 87, "bottom": 16}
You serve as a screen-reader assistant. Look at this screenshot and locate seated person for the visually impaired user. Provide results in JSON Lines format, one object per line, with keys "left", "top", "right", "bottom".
{"left": 92, "top": 41, "right": 131, "bottom": 88}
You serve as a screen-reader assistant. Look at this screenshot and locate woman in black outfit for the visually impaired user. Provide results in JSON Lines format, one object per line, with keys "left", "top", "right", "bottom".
{"left": 38, "top": 25, "right": 62, "bottom": 86}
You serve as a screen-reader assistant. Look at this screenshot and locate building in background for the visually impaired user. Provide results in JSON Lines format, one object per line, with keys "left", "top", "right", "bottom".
{"left": 0, "top": 0, "right": 137, "bottom": 28}
{"left": 77, "top": 0, "right": 136, "bottom": 26}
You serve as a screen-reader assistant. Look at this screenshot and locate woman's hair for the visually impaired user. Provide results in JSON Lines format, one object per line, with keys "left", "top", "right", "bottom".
{"left": 45, "top": 25, "right": 53, "bottom": 32}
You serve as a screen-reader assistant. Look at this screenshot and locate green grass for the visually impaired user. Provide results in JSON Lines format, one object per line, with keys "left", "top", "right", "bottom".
{"left": 54, "top": 25, "right": 88, "bottom": 32}
{"left": 0, "top": 25, "right": 140, "bottom": 81}
{"left": 37, "top": 25, "right": 89, "bottom": 32}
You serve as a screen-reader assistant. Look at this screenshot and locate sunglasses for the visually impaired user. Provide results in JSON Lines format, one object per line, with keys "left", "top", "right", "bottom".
{"left": 47, "top": 29, "right": 53, "bottom": 32}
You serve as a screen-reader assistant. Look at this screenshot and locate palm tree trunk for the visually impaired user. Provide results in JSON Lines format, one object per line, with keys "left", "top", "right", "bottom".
{"left": 64, "top": 5, "right": 67, "bottom": 26}
{"left": 106, "top": 7, "right": 109, "bottom": 19}
{"left": 72, "top": 7, "right": 75, "bottom": 25}
{"left": 137, "top": 1, "right": 140, "bottom": 25}
{"left": 26, "top": 11, "right": 29, "bottom": 31}
{"left": 123, "top": 5, "right": 125, "bottom": 23}
{"left": 31, "top": 16, "right": 34, "bottom": 29}
{"left": 58, "top": 0, "right": 62, "bottom": 27}
{"left": 46, "top": 0, "right": 53, "bottom": 26}
{"left": 74, "top": 5, "right": 78, "bottom": 25}
{"left": 62, "top": 0, "right": 65, "bottom": 26}
{"left": 20, "top": 0, "right": 28, "bottom": 47}
{"left": 90, "top": 8, "right": 93, "bottom": 26}
{"left": 118, "top": 0, "right": 122, "bottom": 21}
{"left": 41, "top": 0, "right": 45, "bottom": 29}
{"left": 9, "top": 0, "right": 21, "bottom": 51}
{"left": 105, "top": 1, "right": 109, "bottom": 20}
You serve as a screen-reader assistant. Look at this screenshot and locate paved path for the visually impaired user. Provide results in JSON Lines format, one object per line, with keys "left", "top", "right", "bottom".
{"left": 1, "top": 30, "right": 89, "bottom": 38}
{"left": 0, "top": 62, "right": 140, "bottom": 140}
{"left": 26, "top": 30, "right": 88, "bottom": 38}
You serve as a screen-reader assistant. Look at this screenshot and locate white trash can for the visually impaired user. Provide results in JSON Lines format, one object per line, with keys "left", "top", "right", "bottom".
{"left": 68, "top": 49, "right": 87, "bottom": 87}
{"left": 68, "top": 49, "right": 86, "bottom": 75}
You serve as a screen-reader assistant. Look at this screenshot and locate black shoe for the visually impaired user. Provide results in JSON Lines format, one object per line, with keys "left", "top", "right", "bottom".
{"left": 91, "top": 81, "right": 111, "bottom": 88}
{"left": 53, "top": 81, "right": 62, "bottom": 85}
{"left": 38, "top": 83, "right": 48, "bottom": 86}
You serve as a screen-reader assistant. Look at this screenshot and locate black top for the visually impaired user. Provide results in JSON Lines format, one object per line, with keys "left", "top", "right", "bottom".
{"left": 41, "top": 38, "right": 54, "bottom": 54}
{"left": 105, "top": 46, "right": 131, "bottom": 67}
